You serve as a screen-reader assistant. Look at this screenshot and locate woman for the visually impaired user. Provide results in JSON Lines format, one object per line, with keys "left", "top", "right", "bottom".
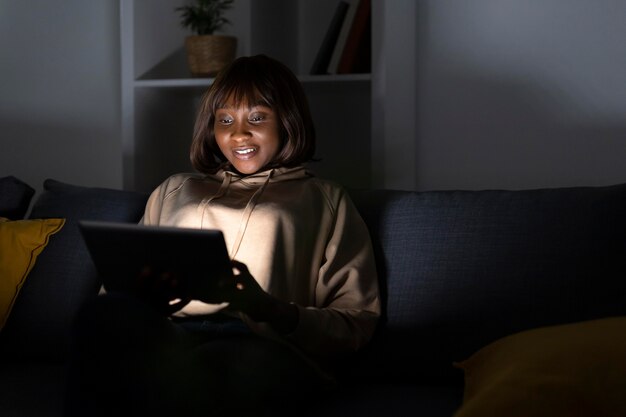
{"left": 66, "top": 55, "right": 380, "bottom": 417}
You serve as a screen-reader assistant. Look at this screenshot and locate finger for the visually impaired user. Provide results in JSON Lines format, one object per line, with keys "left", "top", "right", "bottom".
{"left": 232, "top": 269, "right": 247, "bottom": 291}
{"left": 165, "top": 297, "right": 190, "bottom": 315}
{"left": 231, "top": 260, "right": 248, "bottom": 275}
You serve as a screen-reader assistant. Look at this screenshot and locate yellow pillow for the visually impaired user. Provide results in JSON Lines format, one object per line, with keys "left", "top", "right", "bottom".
{"left": 0, "top": 217, "right": 65, "bottom": 330}
{"left": 453, "top": 317, "right": 626, "bottom": 417}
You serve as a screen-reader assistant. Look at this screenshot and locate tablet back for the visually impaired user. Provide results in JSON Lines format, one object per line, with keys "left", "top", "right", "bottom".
{"left": 78, "top": 220, "right": 232, "bottom": 300}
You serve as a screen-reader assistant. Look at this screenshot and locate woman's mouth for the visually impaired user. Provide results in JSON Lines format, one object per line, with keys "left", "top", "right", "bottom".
{"left": 233, "top": 146, "right": 258, "bottom": 160}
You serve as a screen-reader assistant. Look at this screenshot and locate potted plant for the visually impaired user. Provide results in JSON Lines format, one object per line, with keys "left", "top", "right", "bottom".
{"left": 176, "top": 0, "right": 237, "bottom": 77}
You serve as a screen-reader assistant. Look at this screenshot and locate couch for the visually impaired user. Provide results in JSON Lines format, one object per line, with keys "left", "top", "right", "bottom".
{"left": 1, "top": 175, "right": 626, "bottom": 417}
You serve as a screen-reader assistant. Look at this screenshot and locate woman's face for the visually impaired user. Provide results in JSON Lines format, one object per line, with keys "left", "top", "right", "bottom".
{"left": 214, "top": 97, "right": 281, "bottom": 175}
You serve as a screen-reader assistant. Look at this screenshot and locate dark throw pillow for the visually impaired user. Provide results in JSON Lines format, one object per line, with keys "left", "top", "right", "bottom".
{"left": 0, "top": 176, "right": 35, "bottom": 220}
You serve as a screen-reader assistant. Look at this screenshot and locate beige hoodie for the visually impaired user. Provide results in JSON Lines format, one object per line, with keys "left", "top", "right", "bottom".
{"left": 141, "top": 166, "right": 380, "bottom": 358}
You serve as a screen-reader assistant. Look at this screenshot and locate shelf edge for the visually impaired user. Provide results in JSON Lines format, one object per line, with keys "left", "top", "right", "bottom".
{"left": 134, "top": 73, "right": 371, "bottom": 88}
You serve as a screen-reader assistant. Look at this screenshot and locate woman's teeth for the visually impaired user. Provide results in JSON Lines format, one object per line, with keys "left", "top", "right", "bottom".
{"left": 235, "top": 148, "right": 255, "bottom": 155}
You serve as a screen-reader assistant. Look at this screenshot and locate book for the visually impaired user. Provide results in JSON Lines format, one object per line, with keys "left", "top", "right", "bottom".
{"left": 326, "top": 0, "right": 361, "bottom": 74}
{"left": 337, "top": 0, "right": 371, "bottom": 74}
{"left": 310, "top": 1, "right": 350, "bottom": 75}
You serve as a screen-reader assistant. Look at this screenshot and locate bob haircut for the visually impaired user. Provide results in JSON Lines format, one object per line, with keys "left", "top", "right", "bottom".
{"left": 190, "top": 54, "right": 316, "bottom": 174}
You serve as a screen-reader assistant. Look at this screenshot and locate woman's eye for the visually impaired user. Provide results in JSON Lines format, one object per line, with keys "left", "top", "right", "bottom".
{"left": 218, "top": 117, "right": 233, "bottom": 124}
{"left": 249, "top": 114, "right": 264, "bottom": 123}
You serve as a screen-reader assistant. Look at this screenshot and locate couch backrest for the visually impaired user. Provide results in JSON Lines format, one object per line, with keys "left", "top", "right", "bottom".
{"left": 0, "top": 179, "right": 149, "bottom": 361}
{"left": 0, "top": 175, "right": 35, "bottom": 220}
{"left": 4, "top": 178, "right": 626, "bottom": 379}
{"left": 349, "top": 184, "right": 626, "bottom": 382}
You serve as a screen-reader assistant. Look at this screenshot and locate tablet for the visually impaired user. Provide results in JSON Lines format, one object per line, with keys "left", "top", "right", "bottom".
{"left": 78, "top": 220, "right": 233, "bottom": 300}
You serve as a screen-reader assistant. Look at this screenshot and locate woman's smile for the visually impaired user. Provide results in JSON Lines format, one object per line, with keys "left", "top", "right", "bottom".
{"left": 233, "top": 146, "right": 258, "bottom": 159}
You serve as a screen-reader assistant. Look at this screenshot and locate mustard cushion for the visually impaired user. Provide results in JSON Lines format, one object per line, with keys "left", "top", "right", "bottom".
{"left": 453, "top": 317, "right": 626, "bottom": 417}
{"left": 0, "top": 217, "right": 65, "bottom": 330}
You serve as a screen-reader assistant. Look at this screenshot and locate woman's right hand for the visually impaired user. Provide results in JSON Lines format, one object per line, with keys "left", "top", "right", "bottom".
{"left": 135, "top": 264, "right": 234, "bottom": 317}
{"left": 136, "top": 265, "right": 190, "bottom": 315}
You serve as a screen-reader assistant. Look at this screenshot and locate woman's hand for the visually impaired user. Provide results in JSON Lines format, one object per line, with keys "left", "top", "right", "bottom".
{"left": 137, "top": 261, "right": 299, "bottom": 334}
{"left": 135, "top": 264, "right": 232, "bottom": 317}
{"left": 136, "top": 265, "right": 191, "bottom": 315}
{"left": 228, "top": 261, "right": 299, "bottom": 334}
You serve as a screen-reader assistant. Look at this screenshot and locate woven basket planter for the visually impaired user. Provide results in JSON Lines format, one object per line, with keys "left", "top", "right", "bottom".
{"left": 184, "top": 35, "right": 237, "bottom": 77}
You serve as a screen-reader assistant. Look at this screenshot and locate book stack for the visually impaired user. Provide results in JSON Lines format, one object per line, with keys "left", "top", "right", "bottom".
{"left": 310, "top": 0, "right": 371, "bottom": 75}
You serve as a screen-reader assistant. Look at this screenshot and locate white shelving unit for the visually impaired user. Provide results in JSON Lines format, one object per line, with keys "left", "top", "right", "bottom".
{"left": 121, "top": 0, "right": 418, "bottom": 192}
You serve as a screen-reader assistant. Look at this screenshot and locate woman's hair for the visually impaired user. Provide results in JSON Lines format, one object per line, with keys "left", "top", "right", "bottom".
{"left": 190, "top": 54, "right": 316, "bottom": 174}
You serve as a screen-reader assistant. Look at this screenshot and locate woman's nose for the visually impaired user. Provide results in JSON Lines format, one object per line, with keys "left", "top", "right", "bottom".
{"left": 231, "top": 121, "right": 251, "bottom": 140}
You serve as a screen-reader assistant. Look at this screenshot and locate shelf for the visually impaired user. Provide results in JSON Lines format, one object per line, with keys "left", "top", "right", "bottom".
{"left": 134, "top": 73, "right": 371, "bottom": 89}
{"left": 134, "top": 78, "right": 214, "bottom": 88}
{"left": 298, "top": 73, "right": 371, "bottom": 83}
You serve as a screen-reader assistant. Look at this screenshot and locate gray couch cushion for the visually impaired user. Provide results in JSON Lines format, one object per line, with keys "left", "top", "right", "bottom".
{"left": 0, "top": 176, "right": 35, "bottom": 220}
{"left": 0, "top": 179, "right": 149, "bottom": 361}
{"left": 349, "top": 184, "right": 626, "bottom": 382}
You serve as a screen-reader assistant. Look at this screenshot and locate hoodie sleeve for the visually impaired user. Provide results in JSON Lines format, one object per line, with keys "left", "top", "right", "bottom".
{"left": 139, "top": 175, "right": 186, "bottom": 226}
{"left": 283, "top": 189, "right": 381, "bottom": 357}
{"left": 139, "top": 185, "right": 164, "bottom": 225}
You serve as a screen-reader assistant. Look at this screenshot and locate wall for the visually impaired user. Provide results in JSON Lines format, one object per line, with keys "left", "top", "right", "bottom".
{"left": 1, "top": 0, "right": 625, "bottom": 195}
{"left": 0, "top": 0, "right": 122, "bottom": 194}
{"left": 414, "top": 0, "right": 626, "bottom": 190}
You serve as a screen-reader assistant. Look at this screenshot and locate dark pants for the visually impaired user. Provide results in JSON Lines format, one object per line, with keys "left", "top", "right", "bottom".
{"left": 64, "top": 293, "right": 334, "bottom": 417}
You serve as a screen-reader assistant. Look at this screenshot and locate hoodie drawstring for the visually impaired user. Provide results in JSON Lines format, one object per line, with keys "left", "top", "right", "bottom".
{"left": 229, "top": 169, "right": 274, "bottom": 258}
{"left": 200, "top": 169, "right": 274, "bottom": 260}
{"left": 199, "top": 171, "right": 232, "bottom": 230}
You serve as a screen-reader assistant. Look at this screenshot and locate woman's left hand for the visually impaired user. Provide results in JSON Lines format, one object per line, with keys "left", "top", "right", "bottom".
{"left": 227, "top": 260, "right": 276, "bottom": 321}
{"left": 228, "top": 260, "right": 299, "bottom": 334}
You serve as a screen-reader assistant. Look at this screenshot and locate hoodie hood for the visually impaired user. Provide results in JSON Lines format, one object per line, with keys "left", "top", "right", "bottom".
{"left": 201, "top": 165, "right": 312, "bottom": 258}
{"left": 206, "top": 165, "right": 312, "bottom": 186}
